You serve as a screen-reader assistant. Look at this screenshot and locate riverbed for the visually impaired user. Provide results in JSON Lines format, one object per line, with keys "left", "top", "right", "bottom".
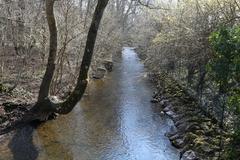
{"left": 0, "top": 47, "right": 179, "bottom": 160}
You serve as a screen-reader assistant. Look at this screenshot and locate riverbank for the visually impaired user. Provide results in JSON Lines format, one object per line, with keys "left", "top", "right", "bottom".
{"left": 135, "top": 47, "right": 231, "bottom": 160}
{"left": 149, "top": 72, "right": 228, "bottom": 160}
{"left": 0, "top": 47, "right": 180, "bottom": 160}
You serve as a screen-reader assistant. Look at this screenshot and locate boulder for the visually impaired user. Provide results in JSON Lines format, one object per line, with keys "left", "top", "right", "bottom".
{"left": 172, "top": 138, "right": 185, "bottom": 148}
{"left": 163, "top": 104, "right": 173, "bottom": 112}
{"left": 169, "top": 133, "right": 181, "bottom": 141}
{"left": 185, "top": 122, "right": 200, "bottom": 132}
{"left": 166, "top": 110, "right": 178, "bottom": 119}
{"left": 150, "top": 98, "right": 159, "bottom": 103}
{"left": 184, "top": 132, "right": 198, "bottom": 141}
{"left": 181, "top": 150, "right": 198, "bottom": 160}
{"left": 165, "top": 126, "right": 178, "bottom": 137}
{"left": 160, "top": 99, "right": 169, "bottom": 106}
{"left": 92, "top": 67, "right": 106, "bottom": 79}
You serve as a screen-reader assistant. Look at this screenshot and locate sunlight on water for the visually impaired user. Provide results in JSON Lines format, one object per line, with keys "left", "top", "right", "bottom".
{"left": 0, "top": 47, "right": 179, "bottom": 160}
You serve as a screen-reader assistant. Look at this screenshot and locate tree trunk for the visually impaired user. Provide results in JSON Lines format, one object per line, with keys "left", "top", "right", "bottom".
{"left": 38, "top": 0, "right": 57, "bottom": 102}
{"left": 33, "top": 0, "right": 109, "bottom": 117}
{"left": 56, "top": 0, "right": 109, "bottom": 114}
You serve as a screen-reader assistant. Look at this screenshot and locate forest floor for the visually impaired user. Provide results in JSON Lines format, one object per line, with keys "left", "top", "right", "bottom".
{"left": 0, "top": 46, "right": 75, "bottom": 135}
{"left": 0, "top": 47, "right": 42, "bottom": 134}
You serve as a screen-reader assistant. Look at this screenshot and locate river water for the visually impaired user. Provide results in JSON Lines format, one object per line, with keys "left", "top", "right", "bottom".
{"left": 0, "top": 47, "right": 179, "bottom": 160}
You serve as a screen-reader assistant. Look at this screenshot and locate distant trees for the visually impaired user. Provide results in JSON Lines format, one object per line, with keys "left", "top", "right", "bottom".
{"left": 131, "top": 0, "right": 239, "bottom": 119}
{"left": 130, "top": 0, "right": 239, "bottom": 158}
{"left": 0, "top": 0, "right": 136, "bottom": 100}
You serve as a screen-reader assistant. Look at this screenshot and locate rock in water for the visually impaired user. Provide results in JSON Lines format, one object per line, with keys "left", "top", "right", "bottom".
{"left": 171, "top": 138, "right": 185, "bottom": 148}
{"left": 150, "top": 98, "right": 158, "bottom": 103}
{"left": 181, "top": 150, "right": 198, "bottom": 160}
{"left": 103, "top": 60, "right": 113, "bottom": 72}
{"left": 92, "top": 67, "right": 106, "bottom": 79}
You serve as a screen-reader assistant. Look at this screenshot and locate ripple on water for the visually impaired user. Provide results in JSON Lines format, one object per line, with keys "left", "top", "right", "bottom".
{"left": 0, "top": 47, "right": 179, "bottom": 160}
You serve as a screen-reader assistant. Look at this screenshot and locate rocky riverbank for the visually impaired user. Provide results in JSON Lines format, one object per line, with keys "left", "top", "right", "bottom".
{"left": 149, "top": 72, "right": 229, "bottom": 160}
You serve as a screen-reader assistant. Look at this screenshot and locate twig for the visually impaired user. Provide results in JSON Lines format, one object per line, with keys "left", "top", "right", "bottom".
{"left": 134, "top": 0, "right": 170, "bottom": 10}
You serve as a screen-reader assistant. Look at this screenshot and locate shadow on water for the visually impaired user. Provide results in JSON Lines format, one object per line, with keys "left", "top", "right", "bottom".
{"left": 1, "top": 47, "right": 179, "bottom": 160}
{"left": 8, "top": 122, "right": 39, "bottom": 160}
{"left": 8, "top": 120, "right": 74, "bottom": 160}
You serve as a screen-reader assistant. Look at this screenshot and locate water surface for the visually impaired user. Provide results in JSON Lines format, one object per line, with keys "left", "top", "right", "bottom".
{"left": 0, "top": 47, "right": 179, "bottom": 160}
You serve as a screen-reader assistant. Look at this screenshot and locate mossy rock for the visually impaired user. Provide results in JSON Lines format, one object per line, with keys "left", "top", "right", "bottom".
{"left": 193, "top": 136, "right": 216, "bottom": 155}
{"left": 172, "top": 138, "right": 185, "bottom": 148}
{"left": 184, "top": 132, "right": 199, "bottom": 144}
{"left": 208, "top": 137, "right": 220, "bottom": 146}
{"left": 193, "top": 130, "right": 205, "bottom": 135}
{"left": 193, "top": 136, "right": 207, "bottom": 145}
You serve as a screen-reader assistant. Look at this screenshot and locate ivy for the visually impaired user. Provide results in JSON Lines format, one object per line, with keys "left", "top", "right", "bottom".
{"left": 209, "top": 26, "right": 240, "bottom": 159}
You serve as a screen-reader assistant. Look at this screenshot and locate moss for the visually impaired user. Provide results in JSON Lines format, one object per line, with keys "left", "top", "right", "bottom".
{"left": 0, "top": 83, "right": 7, "bottom": 93}
{"left": 193, "top": 129, "right": 205, "bottom": 135}
{"left": 184, "top": 132, "right": 199, "bottom": 143}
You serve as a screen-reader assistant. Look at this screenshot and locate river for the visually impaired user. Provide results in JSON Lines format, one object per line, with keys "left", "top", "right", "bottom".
{"left": 0, "top": 47, "right": 179, "bottom": 160}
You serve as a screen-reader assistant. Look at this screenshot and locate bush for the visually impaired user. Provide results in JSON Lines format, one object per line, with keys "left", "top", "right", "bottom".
{"left": 209, "top": 26, "right": 240, "bottom": 159}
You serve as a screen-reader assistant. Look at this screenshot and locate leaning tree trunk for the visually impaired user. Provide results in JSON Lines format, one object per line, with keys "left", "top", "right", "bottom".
{"left": 33, "top": 0, "right": 109, "bottom": 117}
{"left": 57, "top": 0, "right": 109, "bottom": 114}
{"left": 38, "top": 0, "right": 57, "bottom": 102}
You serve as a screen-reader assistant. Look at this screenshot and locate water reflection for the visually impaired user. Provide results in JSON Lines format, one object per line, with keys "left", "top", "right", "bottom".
{"left": 34, "top": 123, "right": 73, "bottom": 160}
{"left": 9, "top": 125, "right": 38, "bottom": 160}
{"left": 116, "top": 48, "right": 179, "bottom": 160}
{"left": 0, "top": 47, "right": 179, "bottom": 160}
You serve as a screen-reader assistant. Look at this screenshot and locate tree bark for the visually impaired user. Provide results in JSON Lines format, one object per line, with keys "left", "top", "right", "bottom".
{"left": 38, "top": 0, "right": 57, "bottom": 102}
{"left": 56, "top": 0, "right": 109, "bottom": 114}
{"left": 34, "top": 0, "right": 109, "bottom": 117}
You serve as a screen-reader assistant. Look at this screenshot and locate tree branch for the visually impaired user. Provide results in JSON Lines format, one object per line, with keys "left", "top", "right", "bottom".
{"left": 135, "top": 0, "right": 169, "bottom": 10}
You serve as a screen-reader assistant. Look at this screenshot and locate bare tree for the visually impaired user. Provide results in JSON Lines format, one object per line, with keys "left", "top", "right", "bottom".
{"left": 33, "top": 0, "right": 109, "bottom": 117}
{"left": 38, "top": 0, "right": 57, "bottom": 102}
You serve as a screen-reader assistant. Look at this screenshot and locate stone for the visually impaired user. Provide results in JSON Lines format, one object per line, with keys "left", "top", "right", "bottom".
{"left": 194, "top": 130, "right": 205, "bottom": 135}
{"left": 150, "top": 98, "right": 159, "bottom": 103}
{"left": 103, "top": 60, "right": 113, "bottom": 72}
{"left": 165, "top": 126, "right": 178, "bottom": 137}
{"left": 175, "top": 118, "right": 188, "bottom": 127}
{"left": 184, "top": 132, "right": 199, "bottom": 144}
{"left": 152, "top": 92, "right": 158, "bottom": 98}
{"left": 200, "top": 143, "right": 214, "bottom": 154}
{"left": 169, "top": 133, "right": 181, "bottom": 141}
{"left": 181, "top": 150, "right": 198, "bottom": 160}
{"left": 160, "top": 99, "right": 169, "bottom": 106}
{"left": 185, "top": 122, "right": 200, "bottom": 132}
{"left": 172, "top": 138, "right": 185, "bottom": 148}
{"left": 92, "top": 67, "right": 106, "bottom": 79}
{"left": 163, "top": 104, "right": 173, "bottom": 112}
{"left": 166, "top": 110, "right": 178, "bottom": 119}
{"left": 172, "top": 113, "right": 185, "bottom": 123}
{"left": 193, "top": 136, "right": 216, "bottom": 155}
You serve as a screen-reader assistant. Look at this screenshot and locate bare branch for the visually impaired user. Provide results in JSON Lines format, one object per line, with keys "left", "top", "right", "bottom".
{"left": 134, "top": 0, "right": 170, "bottom": 10}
